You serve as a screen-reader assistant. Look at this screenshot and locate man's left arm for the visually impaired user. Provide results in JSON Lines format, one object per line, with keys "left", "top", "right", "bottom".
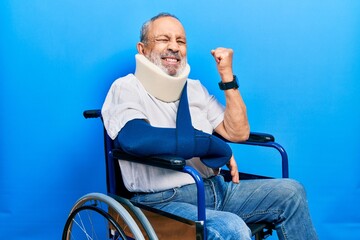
{"left": 211, "top": 47, "right": 250, "bottom": 142}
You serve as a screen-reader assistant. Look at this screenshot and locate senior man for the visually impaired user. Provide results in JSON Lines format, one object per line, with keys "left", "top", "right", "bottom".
{"left": 102, "top": 13, "right": 318, "bottom": 240}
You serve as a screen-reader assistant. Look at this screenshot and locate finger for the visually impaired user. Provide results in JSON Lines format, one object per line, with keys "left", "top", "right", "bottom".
{"left": 227, "top": 155, "right": 239, "bottom": 183}
{"left": 232, "top": 169, "right": 240, "bottom": 184}
{"left": 211, "top": 50, "right": 221, "bottom": 63}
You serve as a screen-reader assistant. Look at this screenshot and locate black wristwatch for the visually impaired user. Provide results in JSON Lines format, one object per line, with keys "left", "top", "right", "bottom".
{"left": 218, "top": 75, "right": 239, "bottom": 90}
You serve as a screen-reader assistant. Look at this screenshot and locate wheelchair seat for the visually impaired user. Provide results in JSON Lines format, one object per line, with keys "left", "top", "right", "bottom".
{"left": 62, "top": 109, "right": 289, "bottom": 240}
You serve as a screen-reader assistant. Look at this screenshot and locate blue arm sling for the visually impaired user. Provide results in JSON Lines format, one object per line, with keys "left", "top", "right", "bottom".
{"left": 116, "top": 82, "right": 232, "bottom": 168}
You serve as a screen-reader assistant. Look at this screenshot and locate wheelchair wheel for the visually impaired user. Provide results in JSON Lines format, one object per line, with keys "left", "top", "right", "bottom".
{"left": 62, "top": 192, "right": 145, "bottom": 240}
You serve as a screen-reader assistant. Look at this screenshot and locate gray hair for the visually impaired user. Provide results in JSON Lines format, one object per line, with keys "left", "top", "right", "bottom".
{"left": 140, "top": 13, "right": 180, "bottom": 44}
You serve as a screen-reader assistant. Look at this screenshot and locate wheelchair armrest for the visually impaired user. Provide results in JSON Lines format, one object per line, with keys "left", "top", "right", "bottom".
{"left": 248, "top": 132, "right": 275, "bottom": 143}
{"left": 213, "top": 131, "right": 274, "bottom": 143}
{"left": 213, "top": 131, "right": 289, "bottom": 178}
{"left": 112, "top": 149, "right": 186, "bottom": 170}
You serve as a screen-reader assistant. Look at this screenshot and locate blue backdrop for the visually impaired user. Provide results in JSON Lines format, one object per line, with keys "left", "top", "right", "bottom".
{"left": 1, "top": 1, "right": 359, "bottom": 239}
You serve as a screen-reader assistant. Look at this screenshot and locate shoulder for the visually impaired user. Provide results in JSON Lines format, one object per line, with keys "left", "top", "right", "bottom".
{"left": 110, "top": 74, "right": 136, "bottom": 88}
{"left": 187, "top": 78, "right": 211, "bottom": 98}
{"left": 109, "top": 74, "right": 145, "bottom": 93}
{"left": 187, "top": 78, "right": 203, "bottom": 88}
{"left": 105, "top": 74, "right": 149, "bottom": 103}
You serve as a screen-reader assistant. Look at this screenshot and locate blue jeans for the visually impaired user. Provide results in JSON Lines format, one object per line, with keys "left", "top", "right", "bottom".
{"left": 131, "top": 175, "right": 318, "bottom": 240}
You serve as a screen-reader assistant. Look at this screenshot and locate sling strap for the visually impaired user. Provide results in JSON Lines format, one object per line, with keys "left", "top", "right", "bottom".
{"left": 175, "top": 82, "right": 232, "bottom": 168}
{"left": 176, "top": 82, "right": 195, "bottom": 159}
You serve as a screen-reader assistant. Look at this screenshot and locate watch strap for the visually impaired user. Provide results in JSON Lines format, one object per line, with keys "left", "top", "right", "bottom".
{"left": 218, "top": 75, "right": 239, "bottom": 90}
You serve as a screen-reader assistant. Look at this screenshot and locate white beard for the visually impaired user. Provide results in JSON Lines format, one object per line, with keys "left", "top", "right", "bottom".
{"left": 147, "top": 52, "right": 187, "bottom": 77}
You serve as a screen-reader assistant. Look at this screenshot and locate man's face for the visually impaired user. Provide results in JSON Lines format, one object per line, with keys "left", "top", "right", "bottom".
{"left": 140, "top": 17, "right": 187, "bottom": 76}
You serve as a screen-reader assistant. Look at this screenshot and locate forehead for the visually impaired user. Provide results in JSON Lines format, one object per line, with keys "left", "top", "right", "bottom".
{"left": 148, "top": 17, "right": 186, "bottom": 38}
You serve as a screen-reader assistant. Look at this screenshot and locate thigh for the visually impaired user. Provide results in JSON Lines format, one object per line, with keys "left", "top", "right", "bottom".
{"left": 159, "top": 202, "right": 251, "bottom": 240}
{"left": 132, "top": 186, "right": 252, "bottom": 240}
{"left": 221, "top": 178, "right": 305, "bottom": 223}
{"left": 131, "top": 180, "right": 221, "bottom": 209}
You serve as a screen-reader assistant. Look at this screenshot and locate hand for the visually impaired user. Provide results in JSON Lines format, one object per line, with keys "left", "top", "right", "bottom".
{"left": 211, "top": 47, "right": 234, "bottom": 82}
{"left": 227, "top": 155, "right": 240, "bottom": 184}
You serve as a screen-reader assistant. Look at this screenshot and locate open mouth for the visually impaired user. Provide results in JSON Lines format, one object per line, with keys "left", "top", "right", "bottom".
{"left": 162, "top": 56, "right": 180, "bottom": 65}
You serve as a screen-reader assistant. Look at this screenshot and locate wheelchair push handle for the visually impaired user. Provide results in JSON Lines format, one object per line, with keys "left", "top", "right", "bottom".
{"left": 83, "top": 109, "right": 101, "bottom": 119}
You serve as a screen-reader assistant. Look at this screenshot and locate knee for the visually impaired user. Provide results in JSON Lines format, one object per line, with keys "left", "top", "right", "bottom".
{"left": 282, "top": 179, "right": 306, "bottom": 199}
{"left": 275, "top": 179, "right": 308, "bottom": 210}
{"left": 206, "top": 211, "right": 251, "bottom": 240}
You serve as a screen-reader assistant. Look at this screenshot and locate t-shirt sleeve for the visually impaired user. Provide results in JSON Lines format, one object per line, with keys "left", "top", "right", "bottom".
{"left": 101, "top": 75, "right": 148, "bottom": 139}
{"left": 190, "top": 80, "right": 225, "bottom": 131}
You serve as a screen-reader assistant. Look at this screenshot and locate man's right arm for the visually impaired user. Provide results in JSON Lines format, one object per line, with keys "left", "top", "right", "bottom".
{"left": 116, "top": 119, "right": 232, "bottom": 169}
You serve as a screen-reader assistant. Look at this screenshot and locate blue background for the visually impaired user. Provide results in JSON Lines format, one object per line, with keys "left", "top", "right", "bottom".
{"left": 1, "top": 1, "right": 359, "bottom": 239}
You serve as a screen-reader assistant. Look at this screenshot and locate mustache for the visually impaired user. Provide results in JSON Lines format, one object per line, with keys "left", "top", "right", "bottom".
{"left": 160, "top": 51, "right": 181, "bottom": 60}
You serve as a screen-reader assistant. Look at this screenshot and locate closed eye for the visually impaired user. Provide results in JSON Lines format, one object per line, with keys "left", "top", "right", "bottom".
{"left": 155, "top": 38, "right": 170, "bottom": 43}
{"left": 177, "top": 39, "right": 186, "bottom": 45}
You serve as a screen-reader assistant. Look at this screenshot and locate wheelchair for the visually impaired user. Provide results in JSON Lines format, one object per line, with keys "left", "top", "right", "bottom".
{"left": 62, "top": 109, "right": 289, "bottom": 240}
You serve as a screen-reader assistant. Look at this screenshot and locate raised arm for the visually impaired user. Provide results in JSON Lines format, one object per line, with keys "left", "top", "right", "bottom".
{"left": 211, "top": 47, "right": 250, "bottom": 142}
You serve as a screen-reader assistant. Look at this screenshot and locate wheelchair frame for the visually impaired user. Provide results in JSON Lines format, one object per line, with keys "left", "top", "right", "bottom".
{"left": 62, "top": 109, "right": 289, "bottom": 240}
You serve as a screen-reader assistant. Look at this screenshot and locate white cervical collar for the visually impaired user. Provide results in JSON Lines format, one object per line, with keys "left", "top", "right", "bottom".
{"left": 134, "top": 54, "right": 190, "bottom": 102}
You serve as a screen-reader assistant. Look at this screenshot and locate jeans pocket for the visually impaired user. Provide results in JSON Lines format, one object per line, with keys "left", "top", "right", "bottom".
{"left": 131, "top": 188, "right": 177, "bottom": 207}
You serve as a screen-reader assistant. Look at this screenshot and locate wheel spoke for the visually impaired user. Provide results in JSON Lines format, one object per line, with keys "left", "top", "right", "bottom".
{"left": 62, "top": 193, "right": 146, "bottom": 240}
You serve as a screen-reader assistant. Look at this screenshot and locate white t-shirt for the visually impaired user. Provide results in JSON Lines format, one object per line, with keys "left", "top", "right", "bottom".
{"left": 102, "top": 74, "right": 225, "bottom": 192}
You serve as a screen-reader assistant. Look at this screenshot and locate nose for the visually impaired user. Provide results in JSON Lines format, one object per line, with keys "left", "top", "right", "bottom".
{"left": 167, "top": 39, "right": 179, "bottom": 52}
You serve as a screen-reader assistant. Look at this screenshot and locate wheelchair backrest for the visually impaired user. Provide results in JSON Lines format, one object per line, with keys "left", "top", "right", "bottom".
{"left": 83, "top": 109, "right": 134, "bottom": 199}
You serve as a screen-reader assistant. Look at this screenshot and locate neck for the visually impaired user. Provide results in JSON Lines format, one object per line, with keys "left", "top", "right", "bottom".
{"left": 134, "top": 54, "right": 190, "bottom": 102}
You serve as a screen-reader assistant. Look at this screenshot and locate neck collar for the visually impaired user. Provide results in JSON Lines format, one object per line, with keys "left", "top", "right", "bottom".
{"left": 134, "top": 54, "right": 190, "bottom": 102}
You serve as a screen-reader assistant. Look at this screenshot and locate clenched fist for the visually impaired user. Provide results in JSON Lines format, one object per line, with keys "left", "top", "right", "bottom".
{"left": 211, "top": 47, "right": 234, "bottom": 82}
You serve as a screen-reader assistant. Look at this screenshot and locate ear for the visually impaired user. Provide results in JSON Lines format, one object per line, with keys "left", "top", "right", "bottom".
{"left": 136, "top": 42, "right": 146, "bottom": 55}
